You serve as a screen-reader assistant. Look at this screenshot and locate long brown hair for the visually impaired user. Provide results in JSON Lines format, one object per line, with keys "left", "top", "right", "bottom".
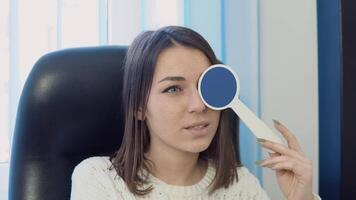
{"left": 109, "top": 26, "right": 242, "bottom": 196}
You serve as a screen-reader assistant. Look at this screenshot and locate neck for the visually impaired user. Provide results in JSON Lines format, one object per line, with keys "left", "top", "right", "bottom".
{"left": 144, "top": 138, "right": 207, "bottom": 186}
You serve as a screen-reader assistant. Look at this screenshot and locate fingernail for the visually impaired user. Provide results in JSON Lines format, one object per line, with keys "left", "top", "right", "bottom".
{"left": 257, "top": 138, "right": 266, "bottom": 143}
{"left": 272, "top": 119, "right": 281, "bottom": 125}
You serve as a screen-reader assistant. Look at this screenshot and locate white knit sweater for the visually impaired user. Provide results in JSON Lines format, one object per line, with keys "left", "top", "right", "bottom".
{"left": 70, "top": 156, "right": 321, "bottom": 200}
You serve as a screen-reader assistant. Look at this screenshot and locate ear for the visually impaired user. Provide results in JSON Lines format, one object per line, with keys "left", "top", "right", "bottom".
{"left": 136, "top": 107, "right": 145, "bottom": 121}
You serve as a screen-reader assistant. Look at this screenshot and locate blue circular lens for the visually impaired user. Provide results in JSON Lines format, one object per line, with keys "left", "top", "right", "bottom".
{"left": 200, "top": 66, "right": 237, "bottom": 108}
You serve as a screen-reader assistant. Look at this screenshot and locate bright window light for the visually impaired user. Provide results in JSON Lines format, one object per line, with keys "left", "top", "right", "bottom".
{"left": 61, "top": 0, "right": 101, "bottom": 48}
{"left": 0, "top": 0, "right": 10, "bottom": 164}
{"left": 18, "top": 0, "right": 58, "bottom": 85}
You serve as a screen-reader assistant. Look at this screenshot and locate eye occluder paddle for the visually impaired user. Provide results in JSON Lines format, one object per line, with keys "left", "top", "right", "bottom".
{"left": 198, "top": 64, "right": 283, "bottom": 146}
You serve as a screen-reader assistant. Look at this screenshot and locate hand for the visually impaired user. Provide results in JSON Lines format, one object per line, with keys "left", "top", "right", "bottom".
{"left": 256, "top": 120, "right": 314, "bottom": 200}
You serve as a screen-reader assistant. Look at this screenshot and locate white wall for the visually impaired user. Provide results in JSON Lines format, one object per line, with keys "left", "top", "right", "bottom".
{"left": 259, "top": 0, "right": 319, "bottom": 199}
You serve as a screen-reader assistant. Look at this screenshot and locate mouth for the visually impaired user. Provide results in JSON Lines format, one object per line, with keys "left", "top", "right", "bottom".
{"left": 184, "top": 121, "right": 210, "bottom": 130}
{"left": 185, "top": 123, "right": 209, "bottom": 130}
{"left": 184, "top": 122, "right": 210, "bottom": 136}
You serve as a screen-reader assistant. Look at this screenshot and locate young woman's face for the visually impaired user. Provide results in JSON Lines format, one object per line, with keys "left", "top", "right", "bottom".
{"left": 143, "top": 45, "right": 221, "bottom": 154}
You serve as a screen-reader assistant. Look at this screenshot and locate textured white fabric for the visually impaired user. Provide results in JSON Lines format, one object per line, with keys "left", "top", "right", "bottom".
{"left": 70, "top": 156, "right": 321, "bottom": 200}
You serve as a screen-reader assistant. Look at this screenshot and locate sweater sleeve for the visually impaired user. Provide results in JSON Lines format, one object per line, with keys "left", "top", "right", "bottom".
{"left": 70, "top": 157, "right": 124, "bottom": 200}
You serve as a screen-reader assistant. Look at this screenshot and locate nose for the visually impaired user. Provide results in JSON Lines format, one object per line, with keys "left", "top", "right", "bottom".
{"left": 187, "top": 86, "right": 207, "bottom": 113}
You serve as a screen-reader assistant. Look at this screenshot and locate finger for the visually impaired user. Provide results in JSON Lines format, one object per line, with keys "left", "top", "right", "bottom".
{"left": 268, "top": 152, "right": 280, "bottom": 158}
{"left": 260, "top": 155, "right": 311, "bottom": 168}
{"left": 259, "top": 139, "right": 309, "bottom": 163}
{"left": 273, "top": 120, "right": 304, "bottom": 154}
{"left": 270, "top": 159, "right": 313, "bottom": 182}
{"left": 260, "top": 155, "right": 289, "bottom": 167}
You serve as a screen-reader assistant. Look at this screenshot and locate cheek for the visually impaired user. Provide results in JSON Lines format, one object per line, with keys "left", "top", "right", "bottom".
{"left": 146, "top": 96, "right": 184, "bottom": 132}
{"left": 211, "top": 111, "right": 221, "bottom": 128}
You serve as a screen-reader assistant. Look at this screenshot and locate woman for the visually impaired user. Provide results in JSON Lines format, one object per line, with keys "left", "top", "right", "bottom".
{"left": 70, "top": 26, "right": 321, "bottom": 199}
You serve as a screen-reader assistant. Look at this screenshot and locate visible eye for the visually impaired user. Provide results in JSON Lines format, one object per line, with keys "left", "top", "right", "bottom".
{"left": 163, "top": 85, "right": 182, "bottom": 93}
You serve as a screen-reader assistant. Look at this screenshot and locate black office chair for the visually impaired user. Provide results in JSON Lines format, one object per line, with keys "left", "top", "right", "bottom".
{"left": 8, "top": 46, "right": 128, "bottom": 200}
{"left": 8, "top": 45, "right": 240, "bottom": 200}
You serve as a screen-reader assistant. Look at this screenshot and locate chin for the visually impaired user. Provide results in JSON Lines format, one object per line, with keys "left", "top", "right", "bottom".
{"left": 183, "top": 140, "right": 212, "bottom": 153}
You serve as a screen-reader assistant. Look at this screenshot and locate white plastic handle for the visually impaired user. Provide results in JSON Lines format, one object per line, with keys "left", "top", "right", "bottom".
{"left": 230, "top": 99, "right": 283, "bottom": 145}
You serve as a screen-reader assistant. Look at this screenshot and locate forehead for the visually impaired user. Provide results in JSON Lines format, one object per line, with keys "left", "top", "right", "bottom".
{"left": 153, "top": 46, "right": 212, "bottom": 82}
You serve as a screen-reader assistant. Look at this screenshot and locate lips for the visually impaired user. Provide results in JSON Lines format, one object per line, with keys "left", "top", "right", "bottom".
{"left": 184, "top": 122, "right": 209, "bottom": 129}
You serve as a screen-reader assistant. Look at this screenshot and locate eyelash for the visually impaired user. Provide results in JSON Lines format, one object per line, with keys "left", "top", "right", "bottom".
{"left": 163, "top": 85, "right": 182, "bottom": 93}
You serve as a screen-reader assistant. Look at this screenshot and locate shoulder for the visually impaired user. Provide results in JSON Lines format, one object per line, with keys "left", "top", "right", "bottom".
{"left": 70, "top": 156, "right": 131, "bottom": 199}
{"left": 73, "top": 156, "right": 112, "bottom": 170}
{"left": 234, "top": 166, "right": 262, "bottom": 187}
{"left": 71, "top": 156, "right": 119, "bottom": 184}
{"left": 72, "top": 156, "right": 112, "bottom": 177}
{"left": 215, "top": 165, "right": 270, "bottom": 199}
{"left": 236, "top": 166, "right": 256, "bottom": 180}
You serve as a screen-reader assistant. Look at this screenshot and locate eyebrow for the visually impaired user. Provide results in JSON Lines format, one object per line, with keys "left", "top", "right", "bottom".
{"left": 158, "top": 76, "right": 186, "bottom": 83}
